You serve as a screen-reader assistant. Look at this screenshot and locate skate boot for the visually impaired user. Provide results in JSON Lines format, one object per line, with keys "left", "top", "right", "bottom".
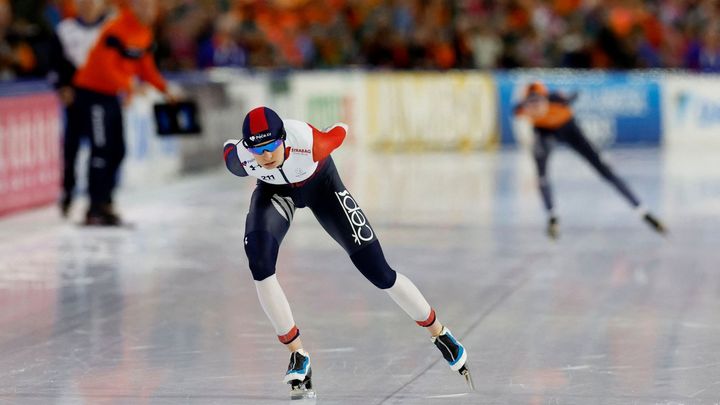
{"left": 84, "top": 204, "right": 123, "bottom": 227}
{"left": 547, "top": 216, "right": 559, "bottom": 240}
{"left": 643, "top": 212, "right": 667, "bottom": 235}
{"left": 283, "top": 350, "right": 315, "bottom": 400}
{"left": 432, "top": 327, "right": 474, "bottom": 390}
{"left": 59, "top": 194, "right": 72, "bottom": 218}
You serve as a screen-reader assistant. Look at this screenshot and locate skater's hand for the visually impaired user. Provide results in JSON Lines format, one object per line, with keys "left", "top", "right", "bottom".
{"left": 58, "top": 86, "right": 74, "bottom": 106}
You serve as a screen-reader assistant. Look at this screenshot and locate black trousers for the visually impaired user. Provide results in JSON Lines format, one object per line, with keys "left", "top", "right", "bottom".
{"left": 61, "top": 95, "right": 82, "bottom": 201}
{"left": 244, "top": 157, "right": 397, "bottom": 289}
{"left": 71, "top": 88, "right": 125, "bottom": 211}
{"left": 533, "top": 119, "right": 640, "bottom": 213}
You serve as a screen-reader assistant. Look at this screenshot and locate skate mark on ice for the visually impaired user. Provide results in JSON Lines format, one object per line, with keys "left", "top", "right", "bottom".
{"left": 375, "top": 254, "right": 541, "bottom": 404}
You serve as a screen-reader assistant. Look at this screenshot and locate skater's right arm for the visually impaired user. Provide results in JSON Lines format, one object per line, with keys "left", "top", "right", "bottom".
{"left": 223, "top": 140, "right": 248, "bottom": 177}
{"left": 549, "top": 91, "right": 578, "bottom": 105}
{"left": 310, "top": 123, "right": 347, "bottom": 162}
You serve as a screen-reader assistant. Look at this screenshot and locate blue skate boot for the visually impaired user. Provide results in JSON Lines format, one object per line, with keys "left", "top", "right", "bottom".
{"left": 432, "top": 326, "right": 474, "bottom": 390}
{"left": 283, "top": 350, "right": 315, "bottom": 400}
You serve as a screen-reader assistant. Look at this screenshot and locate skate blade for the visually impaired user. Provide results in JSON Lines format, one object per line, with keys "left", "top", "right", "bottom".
{"left": 290, "top": 388, "right": 316, "bottom": 400}
{"left": 460, "top": 368, "right": 475, "bottom": 391}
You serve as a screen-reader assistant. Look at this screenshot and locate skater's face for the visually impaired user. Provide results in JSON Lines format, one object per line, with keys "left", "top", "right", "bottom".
{"left": 524, "top": 96, "right": 549, "bottom": 118}
{"left": 250, "top": 139, "right": 285, "bottom": 169}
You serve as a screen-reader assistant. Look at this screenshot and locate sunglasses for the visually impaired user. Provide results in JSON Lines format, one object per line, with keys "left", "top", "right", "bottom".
{"left": 246, "top": 138, "right": 284, "bottom": 155}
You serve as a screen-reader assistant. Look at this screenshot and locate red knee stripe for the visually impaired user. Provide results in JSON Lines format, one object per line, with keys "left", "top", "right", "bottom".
{"left": 416, "top": 308, "right": 436, "bottom": 327}
{"left": 278, "top": 326, "right": 300, "bottom": 344}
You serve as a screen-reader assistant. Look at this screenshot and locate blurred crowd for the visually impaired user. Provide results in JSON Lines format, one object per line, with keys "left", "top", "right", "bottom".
{"left": 2, "top": 0, "right": 720, "bottom": 80}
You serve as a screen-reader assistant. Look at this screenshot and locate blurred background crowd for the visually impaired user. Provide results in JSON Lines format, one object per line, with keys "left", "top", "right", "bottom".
{"left": 1, "top": 0, "right": 720, "bottom": 80}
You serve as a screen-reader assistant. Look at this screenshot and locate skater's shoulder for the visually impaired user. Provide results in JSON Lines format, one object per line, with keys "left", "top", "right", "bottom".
{"left": 283, "top": 119, "right": 311, "bottom": 133}
{"left": 283, "top": 120, "right": 314, "bottom": 144}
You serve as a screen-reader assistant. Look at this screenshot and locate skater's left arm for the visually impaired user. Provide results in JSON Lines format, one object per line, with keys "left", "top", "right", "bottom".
{"left": 223, "top": 140, "right": 248, "bottom": 177}
{"left": 310, "top": 123, "right": 347, "bottom": 162}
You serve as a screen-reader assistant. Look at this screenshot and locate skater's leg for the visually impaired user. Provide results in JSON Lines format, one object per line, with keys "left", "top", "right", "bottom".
{"left": 244, "top": 187, "right": 304, "bottom": 351}
{"left": 533, "top": 132, "right": 559, "bottom": 238}
{"left": 84, "top": 92, "right": 125, "bottom": 224}
{"left": 352, "top": 242, "right": 471, "bottom": 377}
{"left": 254, "top": 275, "right": 303, "bottom": 350}
{"left": 533, "top": 132, "right": 555, "bottom": 217}
{"left": 307, "top": 158, "right": 443, "bottom": 336}
{"left": 60, "top": 101, "right": 82, "bottom": 216}
{"left": 348, "top": 242, "right": 443, "bottom": 336}
{"left": 557, "top": 121, "right": 667, "bottom": 234}
{"left": 563, "top": 122, "right": 642, "bottom": 209}
{"left": 245, "top": 188, "right": 315, "bottom": 394}
{"left": 562, "top": 123, "right": 667, "bottom": 234}
{"left": 308, "top": 158, "right": 471, "bottom": 382}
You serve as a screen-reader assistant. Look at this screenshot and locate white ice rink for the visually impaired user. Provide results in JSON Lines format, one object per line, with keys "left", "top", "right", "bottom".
{"left": 0, "top": 146, "right": 719, "bottom": 404}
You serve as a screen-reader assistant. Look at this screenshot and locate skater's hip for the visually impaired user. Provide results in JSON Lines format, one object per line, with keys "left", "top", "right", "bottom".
{"left": 536, "top": 119, "right": 583, "bottom": 141}
{"left": 255, "top": 157, "right": 338, "bottom": 207}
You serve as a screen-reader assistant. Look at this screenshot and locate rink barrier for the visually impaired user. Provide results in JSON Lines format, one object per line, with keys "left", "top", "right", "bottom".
{"left": 364, "top": 72, "right": 498, "bottom": 151}
{"left": 0, "top": 70, "right": 710, "bottom": 218}
{"left": 661, "top": 73, "right": 720, "bottom": 148}
{"left": 0, "top": 86, "right": 61, "bottom": 217}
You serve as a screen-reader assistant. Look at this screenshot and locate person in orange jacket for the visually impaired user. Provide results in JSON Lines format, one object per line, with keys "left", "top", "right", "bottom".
{"left": 72, "top": 0, "right": 174, "bottom": 225}
{"left": 514, "top": 81, "right": 666, "bottom": 239}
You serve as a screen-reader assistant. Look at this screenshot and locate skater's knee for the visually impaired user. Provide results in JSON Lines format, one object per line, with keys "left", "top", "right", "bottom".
{"left": 244, "top": 231, "right": 280, "bottom": 281}
{"left": 350, "top": 241, "right": 397, "bottom": 289}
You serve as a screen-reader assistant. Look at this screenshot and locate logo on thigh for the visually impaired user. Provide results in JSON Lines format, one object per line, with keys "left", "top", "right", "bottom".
{"left": 334, "top": 190, "right": 374, "bottom": 245}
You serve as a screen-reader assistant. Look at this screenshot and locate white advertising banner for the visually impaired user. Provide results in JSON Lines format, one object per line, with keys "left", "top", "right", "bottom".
{"left": 284, "top": 71, "right": 367, "bottom": 147}
{"left": 662, "top": 74, "right": 720, "bottom": 147}
{"left": 365, "top": 72, "right": 498, "bottom": 150}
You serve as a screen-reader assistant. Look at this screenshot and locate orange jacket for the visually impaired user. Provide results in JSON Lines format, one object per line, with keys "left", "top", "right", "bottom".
{"left": 73, "top": 8, "right": 166, "bottom": 95}
{"left": 514, "top": 92, "right": 577, "bottom": 131}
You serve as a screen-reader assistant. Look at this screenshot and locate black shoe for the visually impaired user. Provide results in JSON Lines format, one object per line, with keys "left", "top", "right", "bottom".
{"left": 85, "top": 204, "right": 122, "bottom": 226}
{"left": 643, "top": 213, "right": 667, "bottom": 235}
{"left": 59, "top": 195, "right": 72, "bottom": 218}
{"left": 547, "top": 216, "right": 559, "bottom": 240}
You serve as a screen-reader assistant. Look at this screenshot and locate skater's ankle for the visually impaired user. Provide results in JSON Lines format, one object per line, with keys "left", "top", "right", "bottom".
{"left": 286, "top": 338, "right": 304, "bottom": 353}
{"left": 428, "top": 322, "right": 444, "bottom": 337}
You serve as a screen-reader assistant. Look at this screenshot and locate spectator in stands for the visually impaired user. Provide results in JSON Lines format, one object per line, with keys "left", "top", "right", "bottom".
{"left": 197, "top": 13, "right": 246, "bottom": 69}
{"left": 686, "top": 24, "right": 720, "bottom": 72}
{"left": 6, "top": 0, "right": 720, "bottom": 74}
{"left": 0, "top": 0, "right": 38, "bottom": 79}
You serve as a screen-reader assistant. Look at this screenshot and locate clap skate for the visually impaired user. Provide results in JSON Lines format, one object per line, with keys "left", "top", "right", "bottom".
{"left": 432, "top": 327, "right": 475, "bottom": 391}
{"left": 284, "top": 350, "right": 316, "bottom": 400}
{"left": 547, "top": 216, "right": 559, "bottom": 240}
{"left": 643, "top": 212, "right": 667, "bottom": 235}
